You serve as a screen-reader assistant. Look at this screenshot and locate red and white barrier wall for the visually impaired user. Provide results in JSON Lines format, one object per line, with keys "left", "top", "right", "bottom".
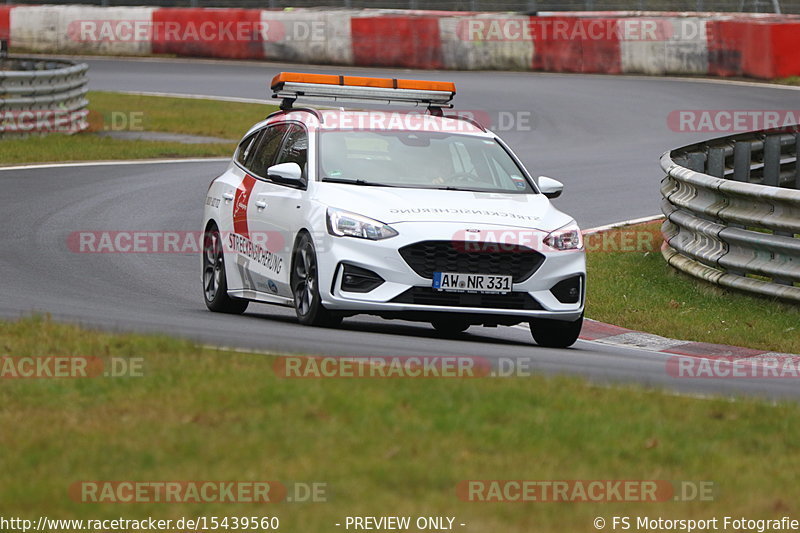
{"left": 2, "top": 6, "right": 800, "bottom": 79}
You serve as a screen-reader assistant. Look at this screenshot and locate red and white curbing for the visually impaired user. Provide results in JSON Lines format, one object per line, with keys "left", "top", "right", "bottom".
{"left": 2, "top": 6, "right": 800, "bottom": 79}
{"left": 580, "top": 318, "right": 798, "bottom": 361}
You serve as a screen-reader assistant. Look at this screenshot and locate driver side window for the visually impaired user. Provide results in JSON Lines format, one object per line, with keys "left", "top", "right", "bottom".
{"left": 247, "top": 124, "right": 289, "bottom": 178}
{"left": 276, "top": 124, "right": 309, "bottom": 180}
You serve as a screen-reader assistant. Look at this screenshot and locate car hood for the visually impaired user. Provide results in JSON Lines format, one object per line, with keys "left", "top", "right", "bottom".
{"left": 314, "top": 184, "right": 574, "bottom": 231}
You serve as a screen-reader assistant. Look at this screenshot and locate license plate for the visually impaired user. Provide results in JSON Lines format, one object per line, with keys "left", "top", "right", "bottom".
{"left": 432, "top": 272, "right": 512, "bottom": 294}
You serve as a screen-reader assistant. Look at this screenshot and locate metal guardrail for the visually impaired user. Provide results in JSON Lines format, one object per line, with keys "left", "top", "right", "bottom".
{"left": 0, "top": 55, "right": 89, "bottom": 138}
{"left": 660, "top": 127, "right": 800, "bottom": 302}
{"left": 1, "top": 0, "right": 792, "bottom": 13}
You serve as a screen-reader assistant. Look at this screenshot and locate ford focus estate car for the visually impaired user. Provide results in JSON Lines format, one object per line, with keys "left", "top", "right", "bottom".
{"left": 202, "top": 72, "right": 585, "bottom": 347}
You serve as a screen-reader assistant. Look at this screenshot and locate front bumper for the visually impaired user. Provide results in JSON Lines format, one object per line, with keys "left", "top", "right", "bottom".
{"left": 315, "top": 222, "right": 585, "bottom": 322}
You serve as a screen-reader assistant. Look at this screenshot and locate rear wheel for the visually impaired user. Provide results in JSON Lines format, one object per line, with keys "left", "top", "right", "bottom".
{"left": 291, "top": 233, "right": 342, "bottom": 327}
{"left": 529, "top": 313, "right": 583, "bottom": 348}
{"left": 431, "top": 318, "right": 470, "bottom": 334}
{"left": 203, "top": 225, "right": 248, "bottom": 314}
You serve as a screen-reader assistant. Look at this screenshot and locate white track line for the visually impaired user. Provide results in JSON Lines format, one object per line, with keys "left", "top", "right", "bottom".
{"left": 584, "top": 214, "right": 664, "bottom": 234}
{"left": 111, "top": 90, "right": 269, "bottom": 105}
{"left": 0, "top": 158, "right": 229, "bottom": 171}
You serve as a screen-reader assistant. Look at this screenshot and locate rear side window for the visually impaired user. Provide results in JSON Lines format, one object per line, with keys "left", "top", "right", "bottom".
{"left": 235, "top": 133, "right": 259, "bottom": 167}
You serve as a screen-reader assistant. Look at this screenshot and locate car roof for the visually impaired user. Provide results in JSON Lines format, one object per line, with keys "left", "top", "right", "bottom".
{"left": 243, "top": 108, "right": 491, "bottom": 139}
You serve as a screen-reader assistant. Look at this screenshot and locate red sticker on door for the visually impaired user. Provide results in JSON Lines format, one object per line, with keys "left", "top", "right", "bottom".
{"left": 233, "top": 174, "right": 257, "bottom": 239}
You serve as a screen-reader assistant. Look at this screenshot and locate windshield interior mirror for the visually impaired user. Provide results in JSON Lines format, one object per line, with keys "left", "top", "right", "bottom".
{"left": 267, "top": 162, "right": 306, "bottom": 188}
{"left": 537, "top": 176, "right": 564, "bottom": 199}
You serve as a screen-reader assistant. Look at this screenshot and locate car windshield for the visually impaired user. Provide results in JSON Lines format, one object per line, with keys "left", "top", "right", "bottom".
{"left": 318, "top": 130, "right": 535, "bottom": 193}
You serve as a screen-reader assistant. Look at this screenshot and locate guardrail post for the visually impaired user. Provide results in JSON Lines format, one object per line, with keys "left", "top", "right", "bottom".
{"left": 768, "top": 133, "right": 796, "bottom": 286}
{"left": 795, "top": 132, "right": 800, "bottom": 190}
{"left": 762, "top": 134, "right": 791, "bottom": 286}
{"left": 733, "top": 141, "right": 752, "bottom": 183}
{"left": 687, "top": 152, "right": 706, "bottom": 173}
{"left": 763, "top": 134, "right": 781, "bottom": 187}
{"left": 707, "top": 146, "right": 726, "bottom": 178}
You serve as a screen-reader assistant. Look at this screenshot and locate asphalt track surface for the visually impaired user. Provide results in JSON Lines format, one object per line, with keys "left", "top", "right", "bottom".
{"left": 2, "top": 57, "right": 799, "bottom": 399}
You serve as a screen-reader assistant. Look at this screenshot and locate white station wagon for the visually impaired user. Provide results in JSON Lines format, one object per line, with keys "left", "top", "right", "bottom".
{"left": 202, "top": 72, "right": 585, "bottom": 347}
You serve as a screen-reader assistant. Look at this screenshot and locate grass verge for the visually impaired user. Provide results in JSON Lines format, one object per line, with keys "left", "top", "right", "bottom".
{"left": 1, "top": 91, "right": 277, "bottom": 165}
{"left": 775, "top": 76, "right": 800, "bottom": 86}
{"left": 1, "top": 316, "right": 800, "bottom": 532}
{"left": 586, "top": 221, "right": 799, "bottom": 354}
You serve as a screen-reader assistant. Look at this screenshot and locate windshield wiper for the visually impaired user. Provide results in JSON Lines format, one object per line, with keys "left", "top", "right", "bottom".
{"left": 433, "top": 186, "right": 485, "bottom": 192}
{"left": 322, "top": 177, "right": 396, "bottom": 187}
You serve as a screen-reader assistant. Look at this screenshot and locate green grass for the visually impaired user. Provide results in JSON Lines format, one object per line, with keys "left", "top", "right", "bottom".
{"left": 0, "top": 91, "right": 278, "bottom": 165}
{"left": 587, "top": 221, "right": 800, "bottom": 354}
{"left": 2, "top": 316, "right": 800, "bottom": 532}
{"left": 86, "top": 91, "right": 272, "bottom": 139}
{"left": 775, "top": 76, "right": 800, "bottom": 86}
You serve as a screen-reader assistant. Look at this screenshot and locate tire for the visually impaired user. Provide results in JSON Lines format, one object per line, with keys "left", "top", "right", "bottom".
{"left": 291, "top": 233, "right": 342, "bottom": 327}
{"left": 529, "top": 313, "right": 583, "bottom": 348}
{"left": 203, "top": 225, "right": 249, "bottom": 314}
{"left": 431, "top": 318, "right": 470, "bottom": 334}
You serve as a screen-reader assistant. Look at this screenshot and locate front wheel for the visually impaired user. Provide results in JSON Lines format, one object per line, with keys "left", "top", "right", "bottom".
{"left": 291, "top": 233, "right": 342, "bottom": 327}
{"left": 529, "top": 313, "right": 583, "bottom": 348}
{"left": 203, "top": 225, "right": 249, "bottom": 314}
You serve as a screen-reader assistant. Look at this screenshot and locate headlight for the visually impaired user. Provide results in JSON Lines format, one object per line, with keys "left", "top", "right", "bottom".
{"left": 544, "top": 221, "right": 583, "bottom": 251}
{"left": 327, "top": 208, "right": 398, "bottom": 240}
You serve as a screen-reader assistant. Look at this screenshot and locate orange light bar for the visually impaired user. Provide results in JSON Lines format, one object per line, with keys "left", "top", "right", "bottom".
{"left": 271, "top": 72, "right": 456, "bottom": 94}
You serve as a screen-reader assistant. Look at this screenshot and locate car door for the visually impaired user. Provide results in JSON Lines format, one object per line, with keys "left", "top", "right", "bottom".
{"left": 248, "top": 122, "right": 310, "bottom": 300}
{"left": 228, "top": 122, "right": 291, "bottom": 298}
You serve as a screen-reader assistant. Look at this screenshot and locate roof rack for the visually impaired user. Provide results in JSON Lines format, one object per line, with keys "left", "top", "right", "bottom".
{"left": 270, "top": 72, "right": 456, "bottom": 114}
{"left": 266, "top": 107, "right": 323, "bottom": 122}
{"left": 443, "top": 113, "right": 487, "bottom": 132}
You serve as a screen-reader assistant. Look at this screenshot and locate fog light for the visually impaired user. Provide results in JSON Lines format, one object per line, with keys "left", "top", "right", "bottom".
{"left": 340, "top": 263, "right": 384, "bottom": 293}
{"left": 550, "top": 275, "right": 583, "bottom": 304}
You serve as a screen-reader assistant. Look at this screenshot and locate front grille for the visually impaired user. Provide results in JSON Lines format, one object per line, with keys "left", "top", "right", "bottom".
{"left": 399, "top": 241, "right": 545, "bottom": 282}
{"left": 391, "top": 287, "right": 542, "bottom": 310}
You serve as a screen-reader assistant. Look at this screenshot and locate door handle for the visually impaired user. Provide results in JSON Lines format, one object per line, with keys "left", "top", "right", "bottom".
{"left": 255, "top": 200, "right": 267, "bottom": 210}
{"left": 222, "top": 192, "right": 234, "bottom": 201}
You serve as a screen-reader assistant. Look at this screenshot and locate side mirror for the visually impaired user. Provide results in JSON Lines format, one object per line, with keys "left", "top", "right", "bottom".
{"left": 537, "top": 176, "right": 564, "bottom": 199}
{"left": 267, "top": 162, "right": 306, "bottom": 188}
